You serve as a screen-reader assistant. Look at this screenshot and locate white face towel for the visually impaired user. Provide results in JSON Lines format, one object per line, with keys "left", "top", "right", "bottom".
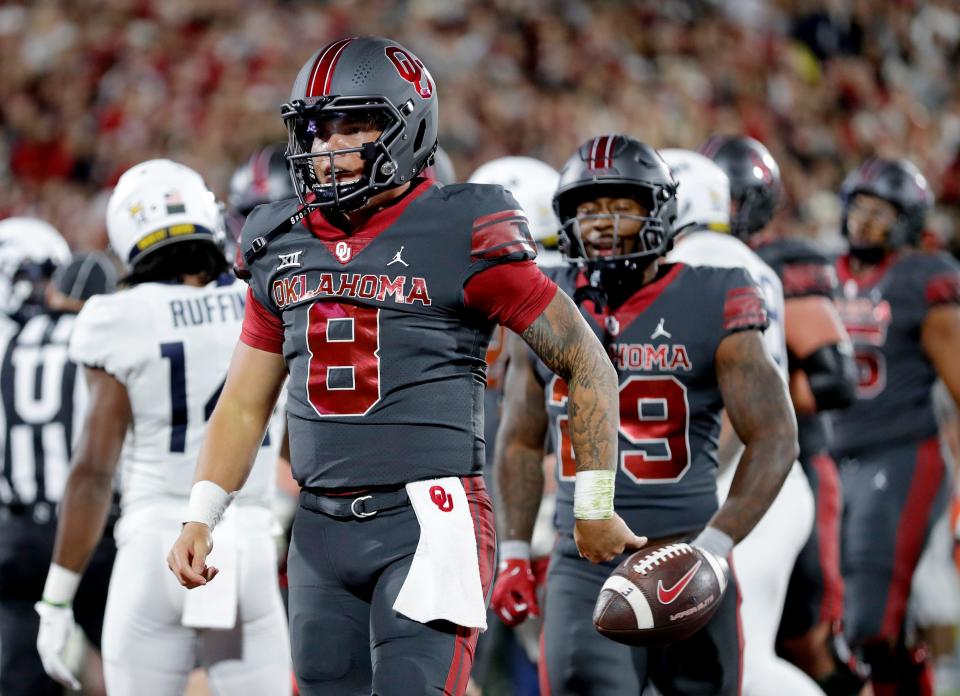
{"left": 181, "top": 510, "right": 238, "bottom": 629}
{"left": 393, "top": 477, "right": 488, "bottom": 630}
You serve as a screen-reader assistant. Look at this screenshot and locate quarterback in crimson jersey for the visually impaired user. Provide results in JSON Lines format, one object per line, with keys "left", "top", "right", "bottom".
{"left": 167, "top": 37, "right": 638, "bottom": 696}
{"left": 492, "top": 135, "right": 797, "bottom": 696}
{"left": 830, "top": 157, "right": 960, "bottom": 694}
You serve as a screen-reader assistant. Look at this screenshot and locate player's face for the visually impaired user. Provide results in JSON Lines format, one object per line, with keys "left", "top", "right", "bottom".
{"left": 847, "top": 194, "right": 898, "bottom": 250}
{"left": 576, "top": 197, "right": 647, "bottom": 259}
{"left": 308, "top": 112, "right": 385, "bottom": 186}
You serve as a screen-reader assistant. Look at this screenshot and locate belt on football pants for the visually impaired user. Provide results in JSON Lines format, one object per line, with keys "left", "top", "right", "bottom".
{"left": 299, "top": 487, "right": 410, "bottom": 519}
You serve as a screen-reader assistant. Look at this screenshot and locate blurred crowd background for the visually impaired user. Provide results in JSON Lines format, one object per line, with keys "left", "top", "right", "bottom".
{"left": 2, "top": 0, "right": 960, "bottom": 255}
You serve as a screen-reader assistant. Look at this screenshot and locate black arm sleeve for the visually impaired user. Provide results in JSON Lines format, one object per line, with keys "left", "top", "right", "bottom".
{"left": 794, "top": 342, "right": 858, "bottom": 411}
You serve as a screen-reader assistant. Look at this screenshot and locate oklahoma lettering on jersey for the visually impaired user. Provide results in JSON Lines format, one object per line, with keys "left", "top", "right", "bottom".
{"left": 831, "top": 251, "right": 960, "bottom": 456}
{"left": 241, "top": 179, "right": 541, "bottom": 488}
{"left": 536, "top": 263, "right": 768, "bottom": 541}
{"left": 272, "top": 271, "right": 432, "bottom": 309}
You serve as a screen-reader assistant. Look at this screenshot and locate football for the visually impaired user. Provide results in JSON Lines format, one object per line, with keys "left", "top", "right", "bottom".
{"left": 593, "top": 542, "right": 728, "bottom": 646}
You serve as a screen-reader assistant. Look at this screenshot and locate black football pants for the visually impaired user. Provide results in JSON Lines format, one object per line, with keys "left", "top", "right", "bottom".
{"left": 287, "top": 476, "right": 496, "bottom": 696}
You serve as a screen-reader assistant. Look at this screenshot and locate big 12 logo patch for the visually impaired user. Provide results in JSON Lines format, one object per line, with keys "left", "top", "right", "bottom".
{"left": 385, "top": 46, "right": 433, "bottom": 99}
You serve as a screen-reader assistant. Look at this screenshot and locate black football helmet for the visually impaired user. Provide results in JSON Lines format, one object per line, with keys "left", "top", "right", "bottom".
{"left": 699, "top": 135, "right": 781, "bottom": 239}
{"left": 226, "top": 144, "right": 296, "bottom": 239}
{"left": 553, "top": 135, "right": 678, "bottom": 272}
{"left": 282, "top": 36, "right": 439, "bottom": 212}
{"left": 840, "top": 157, "right": 933, "bottom": 255}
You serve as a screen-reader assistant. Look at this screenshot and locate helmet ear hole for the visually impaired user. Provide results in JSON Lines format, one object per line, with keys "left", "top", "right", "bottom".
{"left": 414, "top": 119, "right": 427, "bottom": 153}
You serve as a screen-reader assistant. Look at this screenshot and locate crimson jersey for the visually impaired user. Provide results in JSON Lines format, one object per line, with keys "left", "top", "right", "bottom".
{"left": 754, "top": 235, "right": 840, "bottom": 458}
{"left": 832, "top": 251, "right": 960, "bottom": 456}
{"left": 533, "top": 263, "right": 769, "bottom": 540}
{"left": 240, "top": 179, "right": 556, "bottom": 488}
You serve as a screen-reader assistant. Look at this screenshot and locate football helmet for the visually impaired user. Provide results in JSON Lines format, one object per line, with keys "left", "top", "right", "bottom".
{"left": 282, "top": 36, "right": 439, "bottom": 212}
{"left": 553, "top": 135, "right": 678, "bottom": 272}
{"left": 840, "top": 157, "right": 933, "bottom": 253}
{"left": 227, "top": 144, "right": 296, "bottom": 239}
{"left": 106, "top": 159, "right": 224, "bottom": 270}
{"left": 0, "top": 217, "right": 71, "bottom": 319}
{"left": 468, "top": 156, "right": 560, "bottom": 241}
{"left": 699, "top": 135, "right": 781, "bottom": 239}
{"left": 660, "top": 149, "right": 731, "bottom": 235}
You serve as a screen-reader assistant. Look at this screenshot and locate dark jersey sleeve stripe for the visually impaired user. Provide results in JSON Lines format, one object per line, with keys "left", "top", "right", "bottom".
{"left": 722, "top": 285, "right": 769, "bottom": 332}
{"left": 925, "top": 272, "right": 960, "bottom": 307}
{"left": 781, "top": 262, "right": 838, "bottom": 299}
{"left": 471, "top": 209, "right": 537, "bottom": 261}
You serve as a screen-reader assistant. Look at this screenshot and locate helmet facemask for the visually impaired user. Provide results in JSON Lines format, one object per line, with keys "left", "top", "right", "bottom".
{"left": 282, "top": 96, "right": 410, "bottom": 212}
{"left": 559, "top": 183, "right": 675, "bottom": 272}
{"left": 559, "top": 184, "right": 676, "bottom": 310}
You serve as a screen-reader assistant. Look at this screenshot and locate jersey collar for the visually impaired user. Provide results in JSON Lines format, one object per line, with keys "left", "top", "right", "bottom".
{"left": 302, "top": 178, "right": 436, "bottom": 265}
{"left": 576, "top": 262, "right": 685, "bottom": 338}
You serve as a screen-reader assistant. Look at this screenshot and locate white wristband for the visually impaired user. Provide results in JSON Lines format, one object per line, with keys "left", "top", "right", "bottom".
{"left": 693, "top": 526, "right": 735, "bottom": 559}
{"left": 42, "top": 564, "right": 81, "bottom": 607}
{"left": 185, "top": 480, "right": 236, "bottom": 530}
{"left": 499, "top": 540, "right": 531, "bottom": 562}
{"left": 573, "top": 469, "right": 615, "bottom": 520}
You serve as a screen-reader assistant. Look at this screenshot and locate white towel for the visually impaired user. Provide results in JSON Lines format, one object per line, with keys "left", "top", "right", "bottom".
{"left": 181, "top": 510, "right": 238, "bottom": 629}
{"left": 393, "top": 477, "right": 487, "bottom": 630}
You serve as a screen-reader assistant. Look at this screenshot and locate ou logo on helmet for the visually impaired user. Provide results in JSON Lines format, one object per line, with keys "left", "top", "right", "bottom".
{"left": 385, "top": 47, "right": 433, "bottom": 99}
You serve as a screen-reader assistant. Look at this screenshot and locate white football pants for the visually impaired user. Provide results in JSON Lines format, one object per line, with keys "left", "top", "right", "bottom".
{"left": 719, "top": 462, "right": 825, "bottom": 696}
{"left": 101, "top": 504, "right": 291, "bottom": 696}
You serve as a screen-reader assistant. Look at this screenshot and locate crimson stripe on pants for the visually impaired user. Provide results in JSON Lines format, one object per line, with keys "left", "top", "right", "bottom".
{"left": 879, "top": 437, "right": 945, "bottom": 639}
{"left": 442, "top": 476, "right": 495, "bottom": 695}
{"left": 811, "top": 453, "right": 845, "bottom": 624}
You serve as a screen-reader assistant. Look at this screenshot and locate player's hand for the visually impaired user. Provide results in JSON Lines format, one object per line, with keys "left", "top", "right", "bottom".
{"left": 491, "top": 557, "right": 540, "bottom": 627}
{"left": 167, "top": 522, "right": 218, "bottom": 589}
{"left": 574, "top": 514, "right": 647, "bottom": 564}
{"left": 34, "top": 601, "right": 81, "bottom": 690}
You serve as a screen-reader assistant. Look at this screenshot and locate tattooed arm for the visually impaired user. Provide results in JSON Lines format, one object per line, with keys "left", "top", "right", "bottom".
{"left": 713, "top": 330, "right": 798, "bottom": 543}
{"left": 494, "top": 331, "right": 548, "bottom": 543}
{"left": 520, "top": 290, "right": 646, "bottom": 562}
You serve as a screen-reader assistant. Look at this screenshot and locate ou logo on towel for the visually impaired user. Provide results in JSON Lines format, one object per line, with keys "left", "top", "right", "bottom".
{"left": 429, "top": 485, "right": 454, "bottom": 512}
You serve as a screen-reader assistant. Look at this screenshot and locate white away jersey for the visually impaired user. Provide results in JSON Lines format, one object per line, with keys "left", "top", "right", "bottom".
{"left": 669, "top": 231, "right": 787, "bottom": 377}
{"left": 68, "top": 277, "right": 283, "bottom": 510}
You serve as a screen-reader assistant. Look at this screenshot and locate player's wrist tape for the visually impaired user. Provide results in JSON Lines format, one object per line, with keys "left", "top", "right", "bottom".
{"left": 573, "top": 469, "right": 615, "bottom": 520}
{"left": 185, "top": 480, "right": 236, "bottom": 530}
{"left": 692, "top": 526, "right": 734, "bottom": 559}
{"left": 499, "top": 540, "right": 532, "bottom": 562}
{"left": 41, "top": 564, "right": 81, "bottom": 607}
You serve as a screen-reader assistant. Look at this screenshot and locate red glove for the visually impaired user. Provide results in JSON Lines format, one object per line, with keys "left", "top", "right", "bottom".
{"left": 491, "top": 543, "right": 539, "bottom": 627}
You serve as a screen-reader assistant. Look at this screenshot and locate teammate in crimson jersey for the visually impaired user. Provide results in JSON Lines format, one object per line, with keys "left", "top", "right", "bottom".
{"left": 492, "top": 135, "right": 798, "bottom": 695}
{"left": 166, "top": 37, "right": 639, "bottom": 696}
{"left": 701, "top": 135, "right": 862, "bottom": 693}
{"left": 830, "top": 157, "right": 960, "bottom": 694}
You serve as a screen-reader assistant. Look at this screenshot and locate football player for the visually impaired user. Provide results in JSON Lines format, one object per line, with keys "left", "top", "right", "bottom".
{"left": 664, "top": 148, "right": 822, "bottom": 695}
{"left": 492, "top": 135, "right": 797, "bottom": 695}
{"left": 0, "top": 222, "right": 117, "bottom": 696}
{"left": 166, "top": 37, "right": 637, "bottom": 696}
{"left": 830, "top": 157, "right": 960, "bottom": 694}
{"left": 227, "top": 143, "right": 297, "bottom": 245}
{"left": 700, "top": 136, "right": 863, "bottom": 693}
{"left": 35, "top": 160, "right": 292, "bottom": 696}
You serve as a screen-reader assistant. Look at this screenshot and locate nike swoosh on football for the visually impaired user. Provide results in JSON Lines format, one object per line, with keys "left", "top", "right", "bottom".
{"left": 656, "top": 559, "right": 702, "bottom": 605}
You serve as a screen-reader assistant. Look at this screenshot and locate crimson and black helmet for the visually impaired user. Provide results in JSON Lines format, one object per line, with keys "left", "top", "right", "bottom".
{"left": 227, "top": 144, "right": 296, "bottom": 240}
{"left": 282, "top": 36, "right": 439, "bottom": 212}
{"left": 699, "top": 135, "right": 781, "bottom": 239}
{"left": 553, "top": 135, "right": 678, "bottom": 272}
{"left": 840, "top": 157, "right": 933, "bottom": 250}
